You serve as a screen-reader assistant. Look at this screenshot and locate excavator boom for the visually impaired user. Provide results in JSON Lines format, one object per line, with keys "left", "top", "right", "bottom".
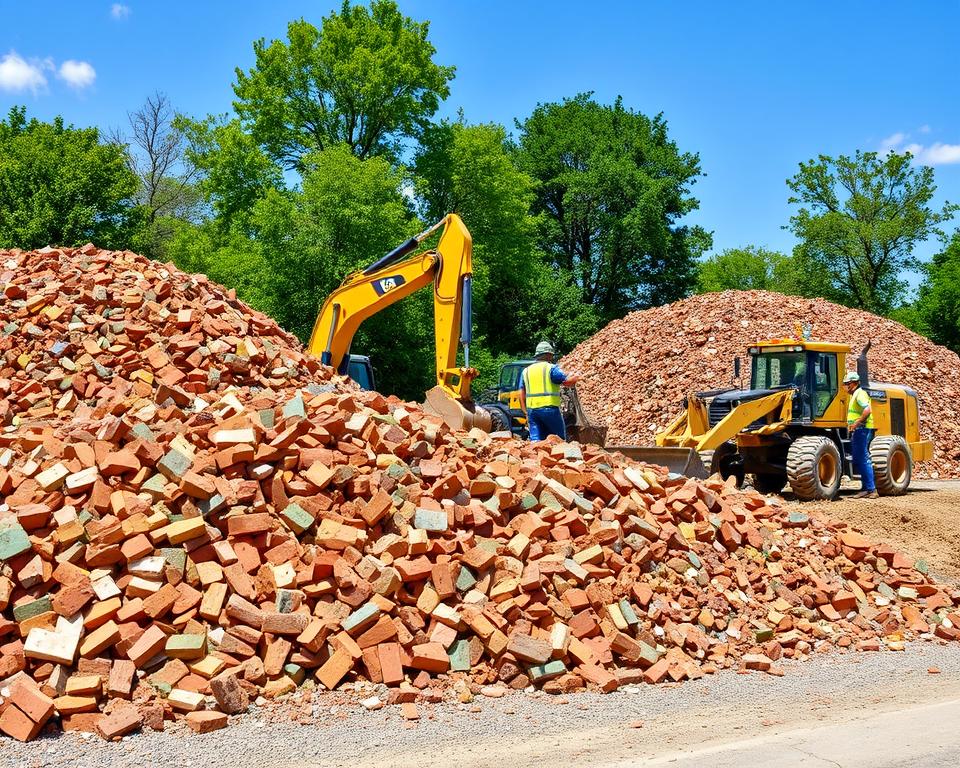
{"left": 306, "top": 214, "right": 490, "bottom": 431}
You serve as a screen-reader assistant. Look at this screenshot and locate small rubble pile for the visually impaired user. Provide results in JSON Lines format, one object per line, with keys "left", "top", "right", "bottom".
{"left": 0, "top": 245, "right": 346, "bottom": 426}
{"left": 564, "top": 290, "right": 960, "bottom": 478}
{"left": 1, "top": 253, "right": 959, "bottom": 743}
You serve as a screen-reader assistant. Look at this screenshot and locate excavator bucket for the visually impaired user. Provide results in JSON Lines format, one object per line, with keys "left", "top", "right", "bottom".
{"left": 423, "top": 386, "right": 493, "bottom": 432}
{"left": 605, "top": 445, "right": 709, "bottom": 479}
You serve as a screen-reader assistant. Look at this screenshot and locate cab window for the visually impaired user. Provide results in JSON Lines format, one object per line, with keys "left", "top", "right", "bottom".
{"left": 348, "top": 360, "right": 373, "bottom": 390}
{"left": 751, "top": 352, "right": 806, "bottom": 389}
{"left": 500, "top": 364, "right": 524, "bottom": 391}
{"left": 812, "top": 352, "right": 837, "bottom": 417}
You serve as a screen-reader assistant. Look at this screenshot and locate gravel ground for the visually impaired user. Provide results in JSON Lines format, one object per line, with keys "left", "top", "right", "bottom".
{"left": 6, "top": 642, "right": 960, "bottom": 768}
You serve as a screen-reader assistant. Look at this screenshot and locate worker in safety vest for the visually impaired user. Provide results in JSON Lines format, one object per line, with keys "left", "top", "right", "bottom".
{"left": 843, "top": 371, "right": 877, "bottom": 499}
{"left": 519, "top": 341, "right": 581, "bottom": 441}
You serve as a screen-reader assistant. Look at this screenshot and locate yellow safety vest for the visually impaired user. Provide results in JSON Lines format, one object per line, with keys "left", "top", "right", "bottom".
{"left": 847, "top": 387, "right": 874, "bottom": 429}
{"left": 522, "top": 361, "right": 561, "bottom": 410}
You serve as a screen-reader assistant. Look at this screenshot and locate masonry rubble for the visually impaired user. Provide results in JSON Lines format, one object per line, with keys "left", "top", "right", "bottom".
{"left": 563, "top": 289, "right": 960, "bottom": 478}
{"left": 1, "top": 248, "right": 959, "bottom": 742}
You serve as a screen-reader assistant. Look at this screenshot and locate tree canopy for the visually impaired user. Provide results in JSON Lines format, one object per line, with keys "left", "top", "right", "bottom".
{"left": 233, "top": 1, "right": 454, "bottom": 169}
{"left": 697, "top": 245, "right": 795, "bottom": 293}
{"left": 0, "top": 107, "right": 141, "bottom": 250}
{"left": 515, "top": 93, "right": 710, "bottom": 322}
{"left": 911, "top": 231, "right": 960, "bottom": 354}
{"left": 786, "top": 151, "right": 957, "bottom": 314}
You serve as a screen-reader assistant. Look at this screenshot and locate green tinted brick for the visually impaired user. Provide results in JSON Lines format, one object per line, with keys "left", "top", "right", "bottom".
{"left": 131, "top": 422, "right": 156, "bottom": 442}
{"left": 13, "top": 596, "right": 52, "bottom": 623}
{"left": 528, "top": 660, "right": 566, "bottom": 682}
{"left": 342, "top": 602, "right": 381, "bottom": 635}
{"left": 280, "top": 502, "right": 314, "bottom": 534}
{"left": 0, "top": 523, "right": 31, "bottom": 561}
{"left": 284, "top": 663, "right": 306, "bottom": 684}
{"left": 413, "top": 508, "right": 448, "bottom": 532}
{"left": 282, "top": 395, "right": 306, "bottom": 420}
{"left": 456, "top": 565, "right": 476, "bottom": 592}
{"left": 165, "top": 634, "right": 206, "bottom": 658}
{"left": 160, "top": 547, "right": 187, "bottom": 576}
{"left": 157, "top": 449, "right": 191, "bottom": 481}
{"left": 448, "top": 639, "right": 471, "bottom": 672}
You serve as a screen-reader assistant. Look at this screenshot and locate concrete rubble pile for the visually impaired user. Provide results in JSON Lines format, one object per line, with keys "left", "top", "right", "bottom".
{"left": 1, "top": 251, "right": 959, "bottom": 742}
{"left": 564, "top": 290, "right": 960, "bottom": 478}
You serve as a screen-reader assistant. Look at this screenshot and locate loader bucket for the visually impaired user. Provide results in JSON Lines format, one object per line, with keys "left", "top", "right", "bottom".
{"left": 605, "top": 445, "right": 709, "bottom": 479}
{"left": 422, "top": 386, "right": 493, "bottom": 432}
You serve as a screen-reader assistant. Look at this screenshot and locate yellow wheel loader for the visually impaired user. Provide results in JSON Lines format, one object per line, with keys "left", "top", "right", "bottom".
{"left": 649, "top": 333, "right": 933, "bottom": 500}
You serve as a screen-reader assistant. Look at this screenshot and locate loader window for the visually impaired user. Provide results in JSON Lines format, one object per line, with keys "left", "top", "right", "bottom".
{"left": 812, "top": 352, "right": 837, "bottom": 417}
{"left": 751, "top": 352, "right": 806, "bottom": 390}
{"left": 500, "top": 364, "right": 524, "bottom": 392}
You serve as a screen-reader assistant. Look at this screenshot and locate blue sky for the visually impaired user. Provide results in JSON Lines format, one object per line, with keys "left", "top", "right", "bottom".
{"left": 2, "top": 1, "right": 958, "bottom": 293}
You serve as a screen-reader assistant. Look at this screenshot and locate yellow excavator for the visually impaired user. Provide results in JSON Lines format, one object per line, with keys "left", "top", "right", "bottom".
{"left": 646, "top": 330, "right": 934, "bottom": 500}
{"left": 306, "top": 213, "right": 495, "bottom": 431}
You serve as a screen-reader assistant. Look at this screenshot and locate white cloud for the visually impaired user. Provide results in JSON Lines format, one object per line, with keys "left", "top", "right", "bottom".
{"left": 111, "top": 3, "right": 131, "bottom": 19}
{"left": 0, "top": 51, "right": 48, "bottom": 94}
{"left": 878, "top": 129, "right": 960, "bottom": 166}
{"left": 918, "top": 142, "right": 960, "bottom": 165}
{"left": 879, "top": 132, "right": 907, "bottom": 152}
{"left": 58, "top": 60, "right": 96, "bottom": 90}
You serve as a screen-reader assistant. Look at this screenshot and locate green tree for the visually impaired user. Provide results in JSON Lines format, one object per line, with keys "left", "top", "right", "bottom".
{"left": 0, "top": 106, "right": 142, "bottom": 249}
{"left": 233, "top": 1, "right": 454, "bottom": 169}
{"left": 697, "top": 245, "right": 796, "bottom": 293}
{"left": 515, "top": 93, "right": 710, "bottom": 321}
{"left": 912, "top": 232, "right": 960, "bottom": 353}
{"left": 175, "top": 115, "right": 284, "bottom": 233}
{"left": 413, "top": 119, "right": 598, "bottom": 389}
{"left": 248, "top": 145, "right": 437, "bottom": 398}
{"left": 786, "top": 151, "right": 957, "bottom": 314}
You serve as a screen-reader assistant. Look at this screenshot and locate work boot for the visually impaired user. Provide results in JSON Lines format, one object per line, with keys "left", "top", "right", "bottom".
{"left": 852, "top": 490, "right": 878, "bottom": 499}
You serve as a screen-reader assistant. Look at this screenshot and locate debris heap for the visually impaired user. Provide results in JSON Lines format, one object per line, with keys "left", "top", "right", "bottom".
{"left": 1, "top": 250, "right": 958, "bottom": 743}
{"left": 564, "top": 290, "right": 960, "bottom": 478}
{"left": 0, "top": 244, "right": 345, "bottom": 427}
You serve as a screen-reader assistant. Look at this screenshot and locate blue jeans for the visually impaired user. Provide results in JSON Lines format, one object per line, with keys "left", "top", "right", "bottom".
{"left": 528, "top": 406, "right": 566, "bottom": 441}
{"left": 851, "top": 427, "right": 876, "bottom": 491}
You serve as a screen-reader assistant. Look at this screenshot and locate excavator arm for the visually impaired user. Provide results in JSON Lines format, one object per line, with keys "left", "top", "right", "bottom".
{"left": 307, "top": 214, "right": 490, "bottom": 429}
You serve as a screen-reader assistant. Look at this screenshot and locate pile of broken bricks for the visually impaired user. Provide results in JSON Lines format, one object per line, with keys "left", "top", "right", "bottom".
{"left": 0, "top": 244, "right": 346, "bottom": 429}
{"left": 1, "top": 247, "right": 960, "bottom": 743}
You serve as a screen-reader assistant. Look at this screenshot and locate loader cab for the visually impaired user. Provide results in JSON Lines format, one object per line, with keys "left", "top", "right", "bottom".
{"left": 748, "top": 342, "right": 842, "bottom": 423}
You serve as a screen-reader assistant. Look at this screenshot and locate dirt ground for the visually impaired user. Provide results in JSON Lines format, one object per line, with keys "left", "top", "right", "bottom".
{"left": 785, "top": 479, "right": 960, "bottom": 581}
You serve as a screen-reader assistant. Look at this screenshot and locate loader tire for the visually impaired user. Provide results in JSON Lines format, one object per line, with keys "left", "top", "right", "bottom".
{"left": 870, "top": 435, "right": 912, "bottom": 496}
{"left": 486, "top": 405, "right": 512, "bottom": 435}
{"left": 751, "top": 472, "right": 787, "bottom": 495}
{"left": 787, "top": 436, "right": 841, "bottom": 501}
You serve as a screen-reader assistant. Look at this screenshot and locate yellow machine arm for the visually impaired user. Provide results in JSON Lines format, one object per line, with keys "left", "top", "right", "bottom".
{"left": 656, "top": 389, "right": 794, "bottom": 452}
{"left": 307, "top": 214, "right": 483, "bottom": 415}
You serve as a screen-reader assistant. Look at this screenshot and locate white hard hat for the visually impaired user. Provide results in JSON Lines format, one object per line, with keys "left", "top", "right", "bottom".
{"left": 535, "top": 341, "right": 555, "bottom": 356}
{"left": 843, "top": 371, "right": 860, "bottom": 383}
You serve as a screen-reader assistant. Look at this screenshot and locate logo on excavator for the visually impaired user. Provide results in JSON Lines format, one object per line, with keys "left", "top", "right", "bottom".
{"left": 373, "top": 275, "right": 406, "bottom": 296}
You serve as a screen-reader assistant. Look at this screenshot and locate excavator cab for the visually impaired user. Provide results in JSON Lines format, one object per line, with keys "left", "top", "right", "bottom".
{"left": 346, "top": 355, "right": 376, "bottom": 391}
